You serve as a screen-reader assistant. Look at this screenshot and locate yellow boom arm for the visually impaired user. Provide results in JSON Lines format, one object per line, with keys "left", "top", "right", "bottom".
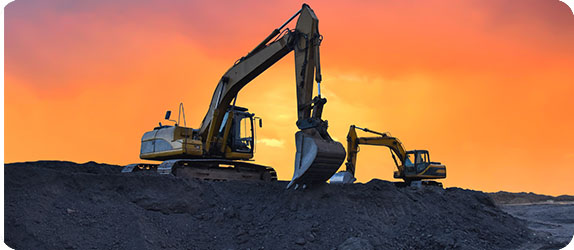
{"left": 345, "top": 125, "right": 407, "bottom": 176}
{"left": 198, "top": 4, "right": 324, "bottom": 152}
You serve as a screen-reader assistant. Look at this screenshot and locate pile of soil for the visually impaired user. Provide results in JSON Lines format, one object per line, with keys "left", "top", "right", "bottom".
{"left": 4, "top": 161, "right": 563, "bottom": 249}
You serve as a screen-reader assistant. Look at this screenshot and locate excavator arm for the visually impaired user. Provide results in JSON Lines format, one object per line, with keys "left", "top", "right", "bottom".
{"left": 197, "top": 4, "right": 345, "bottom": 188}
{"left": 198, "top": 28, "right": 295, "bottom": 151}
{"left": 199, "top": 4, "right": 318, "bottom": 148}
{"left": 345, "top": 125, "right": 408, "bottom": 176}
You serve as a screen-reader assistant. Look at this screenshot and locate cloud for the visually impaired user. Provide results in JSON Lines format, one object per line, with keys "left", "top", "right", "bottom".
{"left": 258, "top": 138, "right": 285, "bottom": 148}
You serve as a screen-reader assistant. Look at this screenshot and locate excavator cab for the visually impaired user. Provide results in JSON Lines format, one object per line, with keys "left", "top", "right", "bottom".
{"left": 222, "top": 107, "right": 256, "bottom": 154}
{"left": 403, "top": 150, "right": 430, "bottom": 174}
{"left": 396, "top": 150, "right": 446, "bottom": 180}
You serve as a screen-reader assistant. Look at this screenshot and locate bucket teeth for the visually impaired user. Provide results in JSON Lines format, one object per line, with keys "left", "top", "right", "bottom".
{"left": 288, "top": 130, "right": 346, "bottom": 188}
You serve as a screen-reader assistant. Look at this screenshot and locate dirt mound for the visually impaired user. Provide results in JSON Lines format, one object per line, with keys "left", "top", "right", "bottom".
{"left": 4, "top": 161, "right": 560, "bottom": 249}
{"left": 489, "top": 191, "right": 574, "bottom": 205}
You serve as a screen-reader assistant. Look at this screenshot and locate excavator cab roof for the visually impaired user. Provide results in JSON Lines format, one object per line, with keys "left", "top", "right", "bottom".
{"left": 229, "top": 106, "right": 248, "bottom": 112}
{"left": 406, "top": 150, "right": 429, "bottom": 154}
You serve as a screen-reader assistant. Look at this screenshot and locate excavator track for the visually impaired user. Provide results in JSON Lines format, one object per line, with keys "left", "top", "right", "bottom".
{"left": 123, "top": 159, "right": 277, "bottom": 182}
{"left": 393, "top": 180, "right": 443, "bottom": 188}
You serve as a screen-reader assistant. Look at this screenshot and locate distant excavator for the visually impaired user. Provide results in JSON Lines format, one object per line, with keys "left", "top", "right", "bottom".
{"left": 123, "top": 4, "right": 346, "bottom": 188}
{"left": 330, "top": 125, "right": 446, "bottom": 185}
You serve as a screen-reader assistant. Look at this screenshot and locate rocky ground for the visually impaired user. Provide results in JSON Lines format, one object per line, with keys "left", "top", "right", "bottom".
{"left": 4, "top": 161, "right": 572, "bottom": 249}
{"left": 489, "top": 191, "right": 574, "bottom": 249}
{"left": 489, "top": 191, "right": 574, "bottom": 205}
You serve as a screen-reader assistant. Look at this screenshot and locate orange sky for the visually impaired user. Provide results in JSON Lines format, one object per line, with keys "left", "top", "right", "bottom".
{"left": 5, "top": 0, "right": 574, "bottom": 195}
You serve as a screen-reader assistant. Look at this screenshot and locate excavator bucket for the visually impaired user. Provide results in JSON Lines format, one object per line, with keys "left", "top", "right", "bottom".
{"left": 288, "top": 130, "right": 346, "bottom": 188}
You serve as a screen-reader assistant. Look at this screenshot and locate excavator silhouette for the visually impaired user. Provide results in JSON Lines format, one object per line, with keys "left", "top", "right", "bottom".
{"left": 330, "top": 125, "right": 446, "bottom": 186}
{"left": 123, "top": 4, "right": 346, "bottom": 188}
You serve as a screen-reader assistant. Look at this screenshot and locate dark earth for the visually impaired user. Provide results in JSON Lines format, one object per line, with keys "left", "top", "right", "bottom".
{"left": 4, "top": 161, "right": 573, "bottom": 249}
{"left": 489, "top": 191, "right": 574, "bottom": 249}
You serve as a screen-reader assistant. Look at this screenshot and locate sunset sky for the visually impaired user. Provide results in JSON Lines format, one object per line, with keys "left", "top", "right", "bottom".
{"left": 4, "top": 0, "right": 574, "bottom": 195}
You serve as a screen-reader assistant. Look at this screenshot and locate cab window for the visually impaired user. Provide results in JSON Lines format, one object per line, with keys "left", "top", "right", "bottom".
{"left": 405, "top": 153, "right": 414, "bottom": 167}
{"left": 233, "top": 115, "right": 253, "bottom": 152}
{"left": 415, "top": 153, "right": 423, "bottom": 164}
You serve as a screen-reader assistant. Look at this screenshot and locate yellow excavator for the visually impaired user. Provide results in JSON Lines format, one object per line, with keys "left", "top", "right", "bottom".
{"left": 123, "top": 4, "right": 346, "bottom": 188}
{"left": 330, "top": 125, "right": 446, "bottom": 185}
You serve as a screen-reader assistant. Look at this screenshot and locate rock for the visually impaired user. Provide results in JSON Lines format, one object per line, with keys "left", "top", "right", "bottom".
{"left": 295, "top": 237, "right": 306, "bottom": 245}
{"left": 305, "top": 232, "right": 316, "bottom": 242}
{"left": 236, "top": 229, "right": 248, "bottom": 237}
{"left": 237, "top": 237, "right": 249, "bottom": 244}
{"left": 66, "top": 208, "right": 76, "bottom": 214}
{"left": 224, "top": 207, "right": 238, "bottom": 219}
{"left": 337, "top": 237, "right": 373, "bottom": 250}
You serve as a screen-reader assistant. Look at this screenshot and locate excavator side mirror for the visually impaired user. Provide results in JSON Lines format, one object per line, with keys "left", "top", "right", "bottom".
{"left": 259, "top": 119, "right": 263, "bottom": 128}
{"left": 165, "top": 110, "right": 171, "bottom": 120}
